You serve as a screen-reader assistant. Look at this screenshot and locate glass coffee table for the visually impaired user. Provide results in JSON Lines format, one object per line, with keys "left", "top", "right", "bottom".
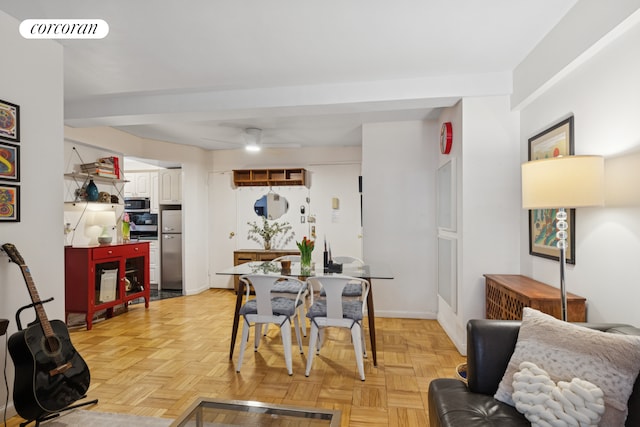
{"left": 170, "top": 397, "right": 341, "bottom": 426}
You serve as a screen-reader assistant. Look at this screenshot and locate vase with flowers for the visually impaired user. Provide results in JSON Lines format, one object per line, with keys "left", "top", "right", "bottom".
{"left": 297, "top": 236, "right": 314, "bottom": 273}
{"left": 247, "top": 217, "right": 294, "bottom": 250}
{"left": 122, "top": 212, "right": 131, "bottom": 242}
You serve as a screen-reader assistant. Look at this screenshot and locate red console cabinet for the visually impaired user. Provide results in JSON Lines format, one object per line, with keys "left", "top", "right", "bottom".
{"left": 65, "top": 242, "right": 150, "bottom": 330}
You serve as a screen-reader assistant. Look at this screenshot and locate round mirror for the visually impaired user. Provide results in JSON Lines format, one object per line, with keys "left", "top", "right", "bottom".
{"left": 254, "top": 192, "right": 289, "bottom": 220}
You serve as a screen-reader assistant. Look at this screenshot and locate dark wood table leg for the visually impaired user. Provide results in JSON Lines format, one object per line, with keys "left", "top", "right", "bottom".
{"left": 366, "top": 278, "right": 377, "bottom": 366}
{"left": 229, "top": 282, "right": 244, "bottom": 359}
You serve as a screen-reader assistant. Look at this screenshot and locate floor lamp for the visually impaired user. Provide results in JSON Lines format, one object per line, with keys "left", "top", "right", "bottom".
{"left": 521, "top": 155, "right": 605, "bottom": 321}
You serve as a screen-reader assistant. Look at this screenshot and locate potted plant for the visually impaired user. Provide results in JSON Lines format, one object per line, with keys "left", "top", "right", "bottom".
{"left": 247, "top": 217, "right": 294, "bottom": 250}
{"left": 296, "top": 236, "right": 314, "bottom": 271}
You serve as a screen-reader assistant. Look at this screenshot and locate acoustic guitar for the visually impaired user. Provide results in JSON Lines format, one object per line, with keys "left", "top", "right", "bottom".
{"left": 2, "top": 243, "right": 90, "bottom": 421}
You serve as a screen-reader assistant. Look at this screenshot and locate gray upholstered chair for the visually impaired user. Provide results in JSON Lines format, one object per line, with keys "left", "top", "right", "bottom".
{"left": 304, "top": 275, "right": 370, "bottom": 381}
{"left": 236, "top": 274, "right": 305, "bottom": 375}
{"left": 320, "top": 256, "right": 365, "bottom": 299}
{"left": 271, "top": 255, "right": 310, "bottom": 337}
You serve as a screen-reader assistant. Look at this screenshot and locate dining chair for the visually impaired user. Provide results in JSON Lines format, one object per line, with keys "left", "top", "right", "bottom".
{"left": 236, "top": 274, "right": 305, "bottom": 376}
{"left": 304, "top": 275, "right": 370, "bottom": 381}
{"left": 271, "top": 255, "right": 310, "bottom": 337}
{"left": 320, "top": 256, "right": 365, "bottom": 299}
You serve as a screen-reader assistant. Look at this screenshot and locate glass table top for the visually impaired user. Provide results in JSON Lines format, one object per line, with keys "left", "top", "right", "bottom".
{"left": 216, "top": 261, "right": 393, "bottom": 279}
{"left": 170, "top": 397, "right": 341, "bottom": 427}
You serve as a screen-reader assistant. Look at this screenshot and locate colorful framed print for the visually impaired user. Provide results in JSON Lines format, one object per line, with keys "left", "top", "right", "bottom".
{"left": 0, "top": 142, "right": 19, "bottom": 181}
{"left": 527, "top": 116, "right": 575, "bottom": 264}
{"left": 0, "top": 99, "right": 20, "bottom": 143}
{"left": 0, "top": 183, "right": 20, "bottom": 222}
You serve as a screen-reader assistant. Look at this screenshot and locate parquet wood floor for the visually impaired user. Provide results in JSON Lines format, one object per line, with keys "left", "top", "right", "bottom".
{"left": 5, "top": 289, "right": 465, "bottom": 426}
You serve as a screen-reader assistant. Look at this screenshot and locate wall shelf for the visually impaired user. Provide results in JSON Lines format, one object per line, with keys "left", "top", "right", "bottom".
{"left": 64, "top": 172, "right": 128, "bottom": 185}
{"left": 233, "top": 168, "right": 307, "bottom": 187}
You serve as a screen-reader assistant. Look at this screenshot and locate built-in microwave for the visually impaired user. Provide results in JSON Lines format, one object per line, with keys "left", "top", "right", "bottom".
{"left": 124, "top": 197, "right": 151, "bottom": 213}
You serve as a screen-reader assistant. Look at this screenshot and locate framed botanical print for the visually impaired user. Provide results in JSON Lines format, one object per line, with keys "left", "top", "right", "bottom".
{"left": 528, "top": 116, "right": 575, "bottom": 264}
{"left": 0, "top": 99, "right": 20, "bottom": 143}
{"left": 0, "top": 183, "right": 20, "bottom": 222}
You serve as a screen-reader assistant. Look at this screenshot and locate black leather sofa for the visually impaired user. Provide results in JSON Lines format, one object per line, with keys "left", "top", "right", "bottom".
{"left": 428, "top": 319, "right": 640, "bottom": 426}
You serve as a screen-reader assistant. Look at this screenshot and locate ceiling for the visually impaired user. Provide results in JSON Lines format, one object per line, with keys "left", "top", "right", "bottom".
{"left": 0, "top": 0, "right": 577, "bottom": 151}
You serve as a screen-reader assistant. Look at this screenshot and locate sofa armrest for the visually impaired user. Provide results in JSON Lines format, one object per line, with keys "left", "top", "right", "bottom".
{"left": 466, "top": 319, "right": 521, "bottom": 395}
{"left": 466, "top": 320, "right": 640, "bottom": 398}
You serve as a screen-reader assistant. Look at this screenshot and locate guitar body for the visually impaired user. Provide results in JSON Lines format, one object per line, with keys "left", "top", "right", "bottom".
{"left": 8, "top": 319, "right": 91, "bottom": 421}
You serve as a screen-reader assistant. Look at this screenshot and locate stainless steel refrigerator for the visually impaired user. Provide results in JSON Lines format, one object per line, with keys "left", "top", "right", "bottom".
{"left": 161, "top": 208, "right": 182, "bottom": 291}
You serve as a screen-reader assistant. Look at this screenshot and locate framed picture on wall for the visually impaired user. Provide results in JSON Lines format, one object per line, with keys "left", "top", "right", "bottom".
{"left": 0, "top": 142, "right": 19, "bottom": 181}
{"left": 527, "top": 116, "right": 575, "bottom": 264}
{"left": 0, "top": 183, "right": 20, "bottom": 222}
{"left": 0, "top": 99, "right": 20, "bottom": 143}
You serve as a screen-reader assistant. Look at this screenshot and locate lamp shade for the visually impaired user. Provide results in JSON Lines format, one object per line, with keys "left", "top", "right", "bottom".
{"left": 87, "top": 210, "right": 117, "bottom": 227}
{"left": 522, "top": 155, "right": 605, "bottom": 209}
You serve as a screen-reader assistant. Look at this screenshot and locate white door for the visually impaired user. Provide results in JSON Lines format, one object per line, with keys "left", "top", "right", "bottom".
{"left": 209, "top": 172, "right": 237, "bottom": 288}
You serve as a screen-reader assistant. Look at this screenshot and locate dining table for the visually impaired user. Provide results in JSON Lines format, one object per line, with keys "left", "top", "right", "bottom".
{"left": 216, "top": 260, "right": 393, "bottom": 367}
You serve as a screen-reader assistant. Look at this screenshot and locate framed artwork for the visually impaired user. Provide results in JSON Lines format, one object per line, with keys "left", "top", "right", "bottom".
{"left": 528, "top": 116, "right": 575, "bottom": 264}
{"left": 0, "top": 183, "right": 20, "bottom": 222}
{"left": 0, "top": 99, "right": 20, "bottom": 143}
{"left": 0, "top": 142, "right": 19, "bottom": 181}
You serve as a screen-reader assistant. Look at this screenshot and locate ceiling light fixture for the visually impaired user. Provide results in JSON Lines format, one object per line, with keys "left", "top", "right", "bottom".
{"left": 244, "top": 127, "right": 262, "bottom": 152}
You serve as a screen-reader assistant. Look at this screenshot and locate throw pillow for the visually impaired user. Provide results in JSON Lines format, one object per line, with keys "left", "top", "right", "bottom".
{"left": 494, "top": 307, "right": 640, "bottom": 426}
{"left": 512, "top": 361, "right": 605, "bottom": 426}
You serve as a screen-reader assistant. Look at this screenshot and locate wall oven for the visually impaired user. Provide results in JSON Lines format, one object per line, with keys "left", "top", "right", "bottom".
{"left": 124, "top": 197, "right": 151, "bottom": 213}
{"left": 128, "top": 212, "right": 158, "bottom": 240}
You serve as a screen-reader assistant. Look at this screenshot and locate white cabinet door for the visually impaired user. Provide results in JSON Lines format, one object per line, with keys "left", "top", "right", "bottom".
{"left": 159, "top": 169, "right": 182, "bottom": 204}
{"left": 124, "top": 172, "right": 151, "bottom": 197}
{"left": 134, "top": 172, "right": 150, "bottom": 197}
{"left": 123, "top": 172, "right": 137, "bottom": 197}
{"left": 149, "top": 240, "right": 159, "bottom": 284}
{"left": 150, "top": 172, "right": 159, "bottom": 213}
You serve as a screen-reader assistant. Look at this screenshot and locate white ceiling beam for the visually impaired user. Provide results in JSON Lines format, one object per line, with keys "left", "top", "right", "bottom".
{"left": 65, "top": 72, "right": 512, "bottom": 127}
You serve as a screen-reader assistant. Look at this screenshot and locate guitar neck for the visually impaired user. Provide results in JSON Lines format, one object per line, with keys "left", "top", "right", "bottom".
{"left": 19, "top": 265, "right": 55, "bottom": 338}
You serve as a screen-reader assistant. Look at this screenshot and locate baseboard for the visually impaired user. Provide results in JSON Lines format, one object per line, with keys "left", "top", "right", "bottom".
{"left": 373, "top": 309, "right": 437, "bottom": 319}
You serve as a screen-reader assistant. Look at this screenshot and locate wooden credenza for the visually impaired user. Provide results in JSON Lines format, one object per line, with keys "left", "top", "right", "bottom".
{"left": 233, "top": 249, "right": 299, "bottom": 292}
{"left": 484, "top": 274, "right": 586, "bottom": 321}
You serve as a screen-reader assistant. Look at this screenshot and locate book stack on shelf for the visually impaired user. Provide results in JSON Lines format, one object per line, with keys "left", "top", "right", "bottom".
{"left": 79, "top": 157, "right": 120, "bottom": 179}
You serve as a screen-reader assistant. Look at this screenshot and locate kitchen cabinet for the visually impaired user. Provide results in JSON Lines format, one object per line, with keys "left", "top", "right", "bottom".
{"left": 159, "top": 169, "right": 182, "bottom": 204}
{"left": 150, "top": 172, "right": 159, "bottom": 213}
{"left": 124, "top": 172, "right": 151, "bottom": 198}
{"left": 149, "top": 240, "right": 159, "bottom": 285}
{"left": 233, "top": 249, "right": 299, "bottom": 292}
{"left": 65, "top": 242, "right": 150, "bottom": 330}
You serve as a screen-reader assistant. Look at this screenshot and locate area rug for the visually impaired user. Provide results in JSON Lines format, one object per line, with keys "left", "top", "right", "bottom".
{"left": 41, "top": 409, "right": 172, "bottom": 426}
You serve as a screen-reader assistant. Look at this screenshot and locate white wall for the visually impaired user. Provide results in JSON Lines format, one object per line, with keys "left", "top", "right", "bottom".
{"left": 518, "top": 14, "right": 640, "bottom": 325}
{"left": 436, "top": 97, "right": 521, "bottom": 353}
{"left": 362, "top": 120, "right": 438, "bottom": 318}
{"left": 0, "top": 10, "right": 63, "bottom": 417}
{"left": 208, "top": 147, "right": 362, "bottom": 288}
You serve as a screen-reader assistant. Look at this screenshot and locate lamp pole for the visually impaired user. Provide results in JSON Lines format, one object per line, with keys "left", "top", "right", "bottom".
{"left": 556, "top": 208, "right": 569, "bottom": 321}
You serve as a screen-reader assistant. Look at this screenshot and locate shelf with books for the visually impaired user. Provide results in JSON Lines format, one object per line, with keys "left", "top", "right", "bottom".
{"left": 64, "top": 172, "right": 128, "bottom": 185}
